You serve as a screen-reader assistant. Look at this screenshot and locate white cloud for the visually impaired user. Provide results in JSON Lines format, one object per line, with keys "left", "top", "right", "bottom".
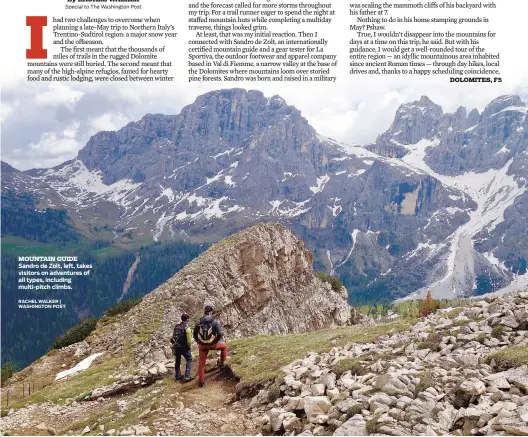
{"left": 91, "top": 112, "right": 130, "bottom": 133}
{"left": 34, "top": 84, "right": 84, "bottom": 107}
{"left": 25, "top": 122, "right": 81, "bottom": 167}
{"left": 1, "top": 103, "right": 14, "bottom": 124}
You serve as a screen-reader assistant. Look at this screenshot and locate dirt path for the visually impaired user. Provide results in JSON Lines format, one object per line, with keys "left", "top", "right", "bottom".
{"left": 148, "top": 356, "right": 258, "bottom": 435}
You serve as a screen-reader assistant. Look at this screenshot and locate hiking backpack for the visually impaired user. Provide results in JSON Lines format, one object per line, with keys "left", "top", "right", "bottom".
{"left": 172, "top": 323, "right": 186, "bottom": 349}
{"left": 196, "top": 318, "right": 217, "bottom": 345}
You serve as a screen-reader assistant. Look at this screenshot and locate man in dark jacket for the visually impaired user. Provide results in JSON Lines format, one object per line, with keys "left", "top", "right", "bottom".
{"left": 172, "top": 313, "right": 194, "bottom": 382}
{"left": 193, "top": 305, "right": 228, "bottom": 387}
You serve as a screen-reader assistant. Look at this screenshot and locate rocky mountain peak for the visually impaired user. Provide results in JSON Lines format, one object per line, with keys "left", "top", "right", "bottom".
{"left": 75, "top": 88, "right": 317, "bottom": 185}
{"left": 395, "top": 95, "right": 443, "bottom": 118}
{"left": 481, "top": 94, "right": 525, "bottom": 120}
{"left": 1, "top": 161, "right": 19, "bottom": 174}
{"left": 467, "top": 107, "right": 481, "bottom": 128}
{"left": 366, "top": 95, "right": 444, "bottom": 157}
{"left": 88, "top": 223, "right": 366, "bottom": 364}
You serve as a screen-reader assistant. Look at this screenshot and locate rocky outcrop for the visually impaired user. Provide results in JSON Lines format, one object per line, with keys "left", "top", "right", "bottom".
{"left": 88, "top": 223, "right": 366, "bottom": 364}
{"left": 248, "top": 291, "right": 528, "bottom": 436}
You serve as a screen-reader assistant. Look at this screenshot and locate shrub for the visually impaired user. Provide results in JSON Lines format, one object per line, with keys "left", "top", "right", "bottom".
{"left": 347, "top": 403, "right": 363, "bottom": 416}
{"left": 483, "top": 346, "right": 528, "bottom": 371}
{"left": 1, "top": 363, "right": 17, "bottom": 387}
{"left": 417, "top": 332, "right": 443, "bottom": 352}
{"left": 477, "top": 333, "right": 487, "bottom": 343}
{"left": 416, "top": 341, "right": 433, "bottom": 351}
{"left": 333, "top": 357, "right": 367, "bottom": 376}
{"left": 268, "top": 378, "right": 283, "bottom": 402}
{"left": 104, "top": 297, "right": 142, "bottom": 317}
{"left": 366, "top": 414, "right": 382, "bottom": 435}
{"left": 491, "top": 325, "right": 505, "bottom": 339}
{"left": 453, "top": 386, "right": 473, "bottom": 408}
{"left": 53, "top": 317, "right": 99, "bottom": 349}
{"left": 315, "top": 272, "right": 343, "bottom": 292}
{"left": 415, "top": 371, "right": 434, "bottom": 395}
{"left": 419, "top": 290, "right": 440, "bottom": 317}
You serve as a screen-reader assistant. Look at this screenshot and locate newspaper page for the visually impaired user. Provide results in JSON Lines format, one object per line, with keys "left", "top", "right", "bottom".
{"left": 1, "top": 0, "right": 528, "bottom": 435}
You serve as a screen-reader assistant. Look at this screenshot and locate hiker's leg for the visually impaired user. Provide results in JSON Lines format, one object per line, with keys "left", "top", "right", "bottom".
{"left": 175, "top": 350, "right": 182, "bottom": 379}
{"left": 184, "top": 350, "right": 192, "bottom": 379}
{"left": 215, "top": 342, "right": 228, "bottom": 364}
{"left": 198, "top": 347, "right": 209, "bottom": 383}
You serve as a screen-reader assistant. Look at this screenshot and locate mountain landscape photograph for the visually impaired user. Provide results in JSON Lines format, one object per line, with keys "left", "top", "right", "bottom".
{"left": 1, "top": 88, "right": 528, "bottom": 436}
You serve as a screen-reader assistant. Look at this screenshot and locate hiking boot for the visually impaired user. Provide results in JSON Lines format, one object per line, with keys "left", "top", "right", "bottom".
{"left": 175, "top": 375, "right": 183, "bottom": 381}
{"left": 216, "top": 359, "right": 225, "bottom": 369}
{"left": 199, "top": 381, "right": 205, "bottom": 388}
{"left": 183, "top": 376, "right": 195, "bottom": 382}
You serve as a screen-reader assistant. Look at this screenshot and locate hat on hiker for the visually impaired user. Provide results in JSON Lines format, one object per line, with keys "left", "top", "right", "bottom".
{"left": 181, "top": 313, "right": 190, "bottom": 321}
{"left": 204, "top": 305, "right": 214, "bottom": 313}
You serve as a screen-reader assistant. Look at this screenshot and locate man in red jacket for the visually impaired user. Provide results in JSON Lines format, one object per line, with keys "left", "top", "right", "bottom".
{"left": 193, "top": 305, "right": 228, "bottom": 387}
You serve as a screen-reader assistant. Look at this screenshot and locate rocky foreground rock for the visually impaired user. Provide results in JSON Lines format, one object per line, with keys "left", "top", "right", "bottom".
{"left": 248, "top": 291, "right": 528, "bottom": 436}
{"left": 2, "top": 289, "right": 527, "bottom": 436}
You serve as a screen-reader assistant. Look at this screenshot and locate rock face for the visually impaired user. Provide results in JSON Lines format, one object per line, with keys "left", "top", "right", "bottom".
{"left": 88, "top": 223, "right": 366, "bottom": 363}
{"left": 2, "top": 90, "right": 527, "bottom": 300}
{"left": 366, "top": 94, "right": 528, "bottom": 297}
{"left": 248, "top": 291, "right": 528, "bottom": 436}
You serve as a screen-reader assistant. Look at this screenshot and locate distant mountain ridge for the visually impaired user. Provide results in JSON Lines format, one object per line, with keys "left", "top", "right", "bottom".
{"left": 2, "top": 89, "right": 527, "bottom": 302}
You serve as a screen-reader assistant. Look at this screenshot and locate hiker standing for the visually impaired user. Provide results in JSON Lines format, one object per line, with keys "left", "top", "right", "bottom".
{"left": 172, "top": 313, "right": 195, "bottom": 382}
{"left": 194, "top": 305, "right": 228, "bottom": 387}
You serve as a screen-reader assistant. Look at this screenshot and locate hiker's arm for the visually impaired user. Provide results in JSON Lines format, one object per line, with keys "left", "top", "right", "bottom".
{"left": 186, "top": 327, "right": 192, "bottom": 349}
{"left": 193, "top": 325, "right": 199, "bottom": 343}
{"left": 214, "top": 320, "right": 223, "bottom": 341}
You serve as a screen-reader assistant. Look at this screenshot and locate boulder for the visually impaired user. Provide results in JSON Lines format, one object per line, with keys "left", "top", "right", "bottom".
{"left": 312, "top": 384, "right": 326, "bottom": 396}
{"left": 304, "top": 396, "right": 332, "bottom": 423}
{"left": 323, "top": 373, "right": 337, "bottom": 390}
{"left": 377, "top": 374, "right": 414, "bottom": 398}
{"left": 156, "top": 363, "right": 168, "bottom": 375}
{"left": 132, "top": 425, "right": 151, "bottom": 435}
{"left": 283, "top": 414, "right": 302, "bottom": 432}
{"left": 250, "top": 390, "right": 270, "bottom": 408}
{"left": 459, "top": 379, "right": 486, "bottom": 396}
{"left": 36, "top": 423, "right": 48, "bottom": 431}
{"left": 500, "top": 316, "right": 520, "bottom": 329}
{"left": 369, "top": 392, "right": 395, "bottom": 412}
{"left": 333, "top": 415, "right": 367, "bottom": 436}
